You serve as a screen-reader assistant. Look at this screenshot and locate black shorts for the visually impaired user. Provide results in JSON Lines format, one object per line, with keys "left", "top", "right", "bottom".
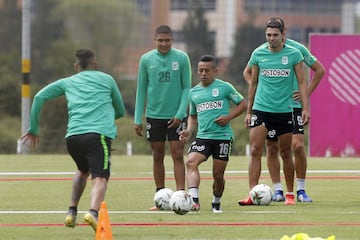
{"left": 66, "top": 133, "right": 111, "bottom": 180}
{"left": 266, "top": 108, "right": 304, "bottom": 141}
{"left": 292, "top": 108, "right": 304, "bottom": 135}
{"left": 249, "top": 110, "right": 293, "bottom": 141}
{"left": 146, "top": 117, "right": 187, "bottom": 141}
{"left": 187, "top": 138, "right": 233, "bottom": 161}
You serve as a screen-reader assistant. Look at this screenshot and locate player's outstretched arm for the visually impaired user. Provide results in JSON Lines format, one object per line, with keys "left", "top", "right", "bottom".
{"left": 20, "top": 133, "right": 39, "bottom": 148}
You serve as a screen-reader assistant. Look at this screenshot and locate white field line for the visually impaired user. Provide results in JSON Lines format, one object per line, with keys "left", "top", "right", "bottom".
{"left": 0, "top": 170, "right": 360, "bottom": 176}
{"left": 0, "top": 210, "right": 359, "bottom": 215}
{"left": 0, "top": 210, "right": 173, "bottom": 214}
{"left": 0, "top": 210, "right": 200, "bottom": 215}
{"left": 0, "top": 172, "right": 74, "bottom": 175}
{"left": 168, "top": 170, "right": 360, "bottom": 174}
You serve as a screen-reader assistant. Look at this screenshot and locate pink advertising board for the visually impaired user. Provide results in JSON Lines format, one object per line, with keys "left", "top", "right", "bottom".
{"left": 309, "top": 34, "right": 360, "bottom": 157}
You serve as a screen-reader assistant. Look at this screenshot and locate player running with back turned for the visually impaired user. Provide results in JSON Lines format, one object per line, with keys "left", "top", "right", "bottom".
{"left": 21, "top": 49, "right": 125, "bottom": 231}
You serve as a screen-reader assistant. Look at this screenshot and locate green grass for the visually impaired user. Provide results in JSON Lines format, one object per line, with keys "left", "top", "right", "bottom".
{"left": 0, "top": 155, "right": 359, "bottom": 240}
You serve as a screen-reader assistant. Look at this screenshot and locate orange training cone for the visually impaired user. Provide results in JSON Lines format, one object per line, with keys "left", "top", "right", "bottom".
{"left": 95, "top": 202, "right": 113, "bottom": 240}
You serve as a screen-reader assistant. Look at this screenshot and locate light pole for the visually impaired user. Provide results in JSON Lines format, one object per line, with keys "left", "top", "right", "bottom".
{"left": 18, "top": 0, "right": 31, "bottom": 154}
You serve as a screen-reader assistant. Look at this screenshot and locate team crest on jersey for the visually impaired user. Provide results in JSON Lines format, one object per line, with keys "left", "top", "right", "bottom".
{"left": 212, "top": 88, "right": 219, "bottom": 97}
{"left": 230, "top": 93, "right": 240, "bottom": 102}
{"left": 282, "top": 56, "right": 288, "bottom": 65}
{"left": 172, "top": 62, "right": 179, "bottom": 71}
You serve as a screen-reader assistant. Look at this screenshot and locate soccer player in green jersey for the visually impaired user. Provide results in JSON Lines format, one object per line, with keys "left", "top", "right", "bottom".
{"left": 20, "top": 49, "right": 126, "bottom": 231}
{"left": 179, "top": 55, "right": 247, "bottom": 213}
{"left": 134, "top": 25, "right": 191, "bottom": 210}
{"left": 238, "top": 19, "right": 310, "bottom": 206}
{"left": 243, "top": 17, "right": 325, "bottom": 203}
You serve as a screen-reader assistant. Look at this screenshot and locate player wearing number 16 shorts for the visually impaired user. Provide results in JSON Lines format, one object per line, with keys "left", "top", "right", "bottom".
{"left": 179, "top": 55, "right": 247, "bottom": 213}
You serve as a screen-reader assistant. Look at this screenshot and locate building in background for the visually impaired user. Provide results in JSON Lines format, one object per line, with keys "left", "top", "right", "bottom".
{"left": 126, "top": 0, "right": 358, "bottom": 78}
{"left": 131, "top": 0, "right": 360, "bottom": 157}
{"left": 136, "top": 0, "right": 360, "bottom": 54}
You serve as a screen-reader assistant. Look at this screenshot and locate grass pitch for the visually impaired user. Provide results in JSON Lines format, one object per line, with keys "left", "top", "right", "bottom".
{"left": 0, "top": 154, "right": 359, "bottom": 240}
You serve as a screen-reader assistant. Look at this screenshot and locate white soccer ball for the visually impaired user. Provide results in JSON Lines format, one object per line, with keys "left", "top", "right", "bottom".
{"left": 249, "top": 184, "right": 273, "bottom": 206}
{"left": 154, "top": 188, "right": 174, "bottom": 210}
{"left": 169, "top": 190, "right": 193, "bottom": 215}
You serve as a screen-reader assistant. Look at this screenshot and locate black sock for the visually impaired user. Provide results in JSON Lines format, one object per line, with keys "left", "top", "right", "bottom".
{"left": 89, "top": 209, "right": 98, "bottom": 218}
{"left": 69, "top": 206, "right": 77, "bottom": 215}
{"left": 156, "top": 187, "right": 164, "bottom": 192}
{"left": 192, "top": 197, "right": 199, "bottom": 204}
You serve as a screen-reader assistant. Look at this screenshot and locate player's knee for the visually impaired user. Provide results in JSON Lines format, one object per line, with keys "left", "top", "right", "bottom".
{"left": 152, "top": 151, "right": 165, "bottom": 161}
{"left": 213, "top": 170, "right": 225, "bottom": 180}
{"left": 185, "top": 158, "right": 197, "bottom": 169}
{"left": 250, "top": 144, "right": 263, "bottom": 156}
{"left": 171, "top": 149, "right": 184, "bottom": 160}
{"left": 279, "top": 148, "right": 292, "bottom": 160}
{"left": 292, "top": 141, "right": 304, "bottom": 154}
{"left": 267, "top": 146, "right": 279, "bottom": 158}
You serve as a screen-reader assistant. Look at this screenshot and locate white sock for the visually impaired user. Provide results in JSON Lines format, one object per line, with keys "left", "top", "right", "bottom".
{"left": 212, "top": 195, "right": 221, "bottom": 204}
{"left": 273, "top": 182, "right": 283, "bottom": 192}
{"left": 296, "top": 178, "right": 305, "bottom": 191}
{"left": 188, "top": 187, "right": 199, "bottom": 199}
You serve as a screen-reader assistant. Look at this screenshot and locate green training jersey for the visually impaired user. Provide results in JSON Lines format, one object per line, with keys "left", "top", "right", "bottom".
{"left": 249, "top": 44, "right": 303, "bottom": 113}
{"left": 189, "top": 79, "right": 244, "bottom": 140}
{"left": 249, "top": 39, "right": 317, "bottom": 109}
{"left": 134, "top": 48, "right": 191, "bottom": 124}
{"left": 28, "top": 70, "right": 125, "bottom": 139}
{"left": 285, "top": 39, "right": 317, "bottom": 108}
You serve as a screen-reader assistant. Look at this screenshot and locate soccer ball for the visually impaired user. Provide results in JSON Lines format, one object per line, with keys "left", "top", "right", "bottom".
{"left": 169, "top": 190, "right": 193, "bottom": 215}
{"left": 154, "top": 188, "right": 174, "bottom": 210}
{"left": 249, "top": 184, "right": 273, "bottom": 205}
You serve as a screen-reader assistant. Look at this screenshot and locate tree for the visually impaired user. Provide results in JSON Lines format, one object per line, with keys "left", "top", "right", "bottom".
{"left": 0, "top": 51, "right": 22, "bottom": 153}
{"left": 30, "top": 0, "right": 73, "bottom": 86}
{"left": 27, "top": 0, "right": 146, "bottom": 153}
{"left": 0, "top": 0, "right": 21, "bottom": 117}
{"left": 0, "top": 0, "right": 21, "bottom": 53}
{"left": 53, "top": 0, "right": 145, "bottom": 74}
{"left": 227, "top": 23, "right": 265, "bottom": 88}
{"left": 0, "top": 0, "right": 22, "bottom": 152}
{"left": 182, "top": 3, "right": 215, "bottom": 77}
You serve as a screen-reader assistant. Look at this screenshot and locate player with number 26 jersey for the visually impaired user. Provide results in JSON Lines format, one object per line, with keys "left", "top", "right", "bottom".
{"left": 134, "top": 48, "right": 191, "bottom": 124}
